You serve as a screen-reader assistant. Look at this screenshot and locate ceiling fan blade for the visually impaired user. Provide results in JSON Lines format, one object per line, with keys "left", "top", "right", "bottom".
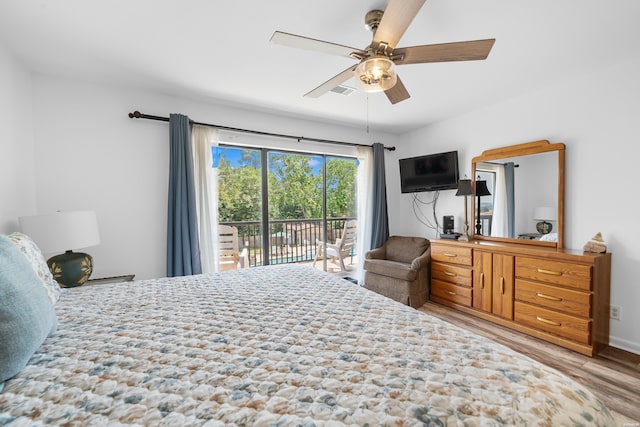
{"left": 373, "top": 0, "right": 426, "bottom": 49}
{"left": 271, "top": 31, "right": 366, "bottom": 58}
{"left": 304, "top": 65, "right": 358, "bottom": 98}
{"left": 385, "top": 76, "right": 410, "bottom": 104}
{"left": 394, "top": 39, "right": 496, "bottom": 65}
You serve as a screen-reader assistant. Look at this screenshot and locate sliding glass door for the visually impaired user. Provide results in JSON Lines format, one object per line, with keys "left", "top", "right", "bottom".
{"left": 267, "top": 151, "right": 322, "bottom": 265}
{"left": 215, "top": 145, "right": 357, "bottom": 269}
{"left": 216, "top": 146, "right": 263, "bottom": 266}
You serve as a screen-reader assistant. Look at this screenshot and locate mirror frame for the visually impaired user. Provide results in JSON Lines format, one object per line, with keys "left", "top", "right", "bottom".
{"left": 471, "top": 140, "right": 566, "bottom": 249}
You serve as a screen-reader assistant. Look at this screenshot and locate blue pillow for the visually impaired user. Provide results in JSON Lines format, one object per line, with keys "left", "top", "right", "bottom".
{"left": 0, "top": 234, "right": 57, "bottom": 385}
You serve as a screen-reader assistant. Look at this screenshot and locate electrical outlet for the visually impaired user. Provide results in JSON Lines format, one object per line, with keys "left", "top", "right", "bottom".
{"left": 610, "top": 305, "right": 621, "bottom": 321}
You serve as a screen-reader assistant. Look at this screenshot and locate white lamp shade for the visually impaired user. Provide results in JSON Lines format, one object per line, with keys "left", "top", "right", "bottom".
{"left": 19, "top": 210, "right": 100, "bottom": 254}
{"left": 533, "top": 206, "right": 557, "bottom": 221}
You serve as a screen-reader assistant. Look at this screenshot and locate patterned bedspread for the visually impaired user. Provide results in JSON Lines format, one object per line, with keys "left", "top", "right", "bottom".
{"left": 0, "top": 264, "right": 613, "bottom": 426}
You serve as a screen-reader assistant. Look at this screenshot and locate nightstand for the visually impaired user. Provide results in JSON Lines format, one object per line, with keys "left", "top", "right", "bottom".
{"left": 85, "top": 274, "right": 135, "bottom": 286}
{"left": 518, "top": 233, "right": 542, "bottom": 240}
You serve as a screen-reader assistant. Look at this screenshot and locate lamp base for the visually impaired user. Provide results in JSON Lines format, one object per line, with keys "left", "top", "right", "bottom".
{"left": 47, "top": 250, "right": 94, "bottom": 288}
{"left": 536, "top": 221, "right": 552, "bottom": 235}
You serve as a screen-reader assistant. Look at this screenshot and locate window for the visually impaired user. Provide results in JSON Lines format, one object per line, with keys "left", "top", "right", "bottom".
{"left": 215, "top": 144, "right": 358, "bottom": 269}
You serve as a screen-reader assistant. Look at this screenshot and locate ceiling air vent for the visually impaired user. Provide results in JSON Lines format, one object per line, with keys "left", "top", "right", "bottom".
{"left": 330, "top": 85, "right": 356, "bottom": 96}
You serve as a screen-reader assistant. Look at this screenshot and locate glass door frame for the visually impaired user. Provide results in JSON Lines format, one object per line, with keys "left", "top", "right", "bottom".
{"left": 219, "top": 144, "right": 357, "bottom": 269}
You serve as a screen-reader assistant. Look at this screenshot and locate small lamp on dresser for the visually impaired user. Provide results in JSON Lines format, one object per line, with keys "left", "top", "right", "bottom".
{"left": 533, "top": 206, "right": 556, "bottom": 235}
{"left": 474, "top": 178, "right": 491, "bottom": 235}
{"left": 455, "top": 178, "right": 475, "bottom": 242}
{"left": 19, "top": 210, "right": 101, "bottom": 288}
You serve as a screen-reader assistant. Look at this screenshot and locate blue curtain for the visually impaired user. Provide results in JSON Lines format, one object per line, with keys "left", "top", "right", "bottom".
{"left": 370, "top": 142, "right": 389, "bottom": 248}
{"left": 505, "top": 162, "right": 515, "bottom": 238}
{"left": 167, "top": 114, "right": 202, "bottom": 277}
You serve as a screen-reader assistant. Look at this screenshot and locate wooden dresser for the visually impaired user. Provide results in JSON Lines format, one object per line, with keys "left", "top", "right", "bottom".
{"left": 430, "top": 239, "right": 611, "bottom": 356}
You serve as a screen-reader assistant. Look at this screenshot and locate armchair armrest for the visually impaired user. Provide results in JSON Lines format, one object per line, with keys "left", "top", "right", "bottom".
{"left": 365, "top": 247, "right": 386, "bottom": 260}
{"left": 410, "top": 247, "right": 431, "bottom": 270}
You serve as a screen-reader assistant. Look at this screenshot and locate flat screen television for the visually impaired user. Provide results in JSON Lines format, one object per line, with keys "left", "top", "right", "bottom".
{"left": 399, "top": 150, "right": 459, "bottom": 193}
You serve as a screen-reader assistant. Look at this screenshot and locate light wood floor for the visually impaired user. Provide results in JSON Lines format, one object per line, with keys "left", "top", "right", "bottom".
{"left": 419, "top": 301, "right": 640, "bottom": 425}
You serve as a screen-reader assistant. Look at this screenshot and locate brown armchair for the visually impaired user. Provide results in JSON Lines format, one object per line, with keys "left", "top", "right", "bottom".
{"left": 363, "top": 236, "right": 430, "bottom": 308}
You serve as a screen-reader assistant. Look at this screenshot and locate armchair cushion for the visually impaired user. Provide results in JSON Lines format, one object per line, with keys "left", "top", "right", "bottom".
{"left": 363, "top": 259, "right": 418, "bottom": 281}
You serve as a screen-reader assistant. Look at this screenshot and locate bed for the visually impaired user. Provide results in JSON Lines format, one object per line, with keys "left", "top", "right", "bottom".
{"left": 0, "top": 237, "right": 614, "bottom": 425}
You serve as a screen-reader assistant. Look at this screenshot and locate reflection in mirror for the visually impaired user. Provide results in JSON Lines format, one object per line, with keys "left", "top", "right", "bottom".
{"left": 472, "top": 140, "right": 565, "bottom": 249}
{"left": 476, "top": 153, "right": 558, "bottom": 238}
{"left": 473, "top": 177, "right": 492, "bottom": 236}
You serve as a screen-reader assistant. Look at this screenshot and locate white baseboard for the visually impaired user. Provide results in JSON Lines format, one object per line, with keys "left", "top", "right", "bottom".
{"left": 609, "top": 336, "right": 640, "bottom": 355}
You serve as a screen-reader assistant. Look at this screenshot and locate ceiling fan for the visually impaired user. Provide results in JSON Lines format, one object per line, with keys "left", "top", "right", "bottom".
{"left": 270, "top": 0, "right": 495, "bottom": 104}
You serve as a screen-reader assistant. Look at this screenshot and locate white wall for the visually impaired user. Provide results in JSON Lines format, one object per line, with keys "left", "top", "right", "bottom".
{"left": 0, "top": 44, "right": 36, "bottom": 233}
{"left": 387, "top": 56, "right": 640, "bottom": 354}
{"left": 30, "top": 74, "right": 397, "bottom": 281}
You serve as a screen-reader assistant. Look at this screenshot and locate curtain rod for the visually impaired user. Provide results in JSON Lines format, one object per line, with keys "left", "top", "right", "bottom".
{"left": 481, "top": 161, "right": 520, "bottom": 167}
{"left": 128, "top": 111, "right": 395, "bottom": 151}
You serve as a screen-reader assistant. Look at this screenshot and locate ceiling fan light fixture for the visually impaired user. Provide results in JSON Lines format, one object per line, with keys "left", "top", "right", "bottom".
{"left": 271, "top": 0, "right": 494, "bottom": 104}
{"left": 356, "top": 56, "right": 397, "bottom": 93}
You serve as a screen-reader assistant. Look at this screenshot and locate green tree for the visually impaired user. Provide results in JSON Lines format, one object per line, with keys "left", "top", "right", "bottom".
{"left": 267, "top": 153, "right": 322, "bottom": 219}
{"left": 217, "top": 148, "right": 358, "bottom": 223}
{"left": 240, "top": 150, "right": 261, "bottom": 168}
{"left": 326, "top": 157, "right": 357, "bottom": 217}
{"left": 217, "top": 153, "right": 262, "bottom": 222}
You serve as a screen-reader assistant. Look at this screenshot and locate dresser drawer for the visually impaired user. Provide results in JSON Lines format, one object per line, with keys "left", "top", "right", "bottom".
{"left": 515, "top": 279, "right": 591, "bottom": 318}
{"left": 432, "top": 262, "right": 472, "bottom": 287}
{"left": 516, "top": 257, "right": 592, "bottom": 291}
{"left": 431, "top": 244, "right": 472, "bottom": 266}
{"left": 431, "top": 279, "right": 472, "bottom": 307}
{"left": 515, "top": 301, "right": 591, "bottom": 344}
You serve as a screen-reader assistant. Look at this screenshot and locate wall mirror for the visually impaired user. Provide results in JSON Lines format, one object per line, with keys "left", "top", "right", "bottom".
{"left": 471, "top": 140, "right": 565, "bottom": 249}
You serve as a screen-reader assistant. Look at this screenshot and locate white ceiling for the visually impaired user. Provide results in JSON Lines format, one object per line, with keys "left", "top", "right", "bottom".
{"left": 1, "top": 1, "right": 639, "bottom": 134}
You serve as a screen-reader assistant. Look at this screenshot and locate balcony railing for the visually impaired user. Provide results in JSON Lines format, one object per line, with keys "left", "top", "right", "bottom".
{"left": 221, "top": 217, "right": 356, "bottom": 267}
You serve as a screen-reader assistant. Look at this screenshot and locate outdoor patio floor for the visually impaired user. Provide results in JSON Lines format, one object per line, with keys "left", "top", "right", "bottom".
{"left": 300, "top": 255, "right": 359, "bottom": 280}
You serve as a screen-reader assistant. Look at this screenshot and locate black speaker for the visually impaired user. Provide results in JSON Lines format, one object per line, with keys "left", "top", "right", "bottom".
{"left": 443, "top": 215, "right": 454, "bottom": 234}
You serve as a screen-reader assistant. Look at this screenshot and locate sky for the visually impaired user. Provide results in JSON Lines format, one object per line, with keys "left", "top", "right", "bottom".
{"left": 213, "top": 146, "right": 353, "bottom": 176}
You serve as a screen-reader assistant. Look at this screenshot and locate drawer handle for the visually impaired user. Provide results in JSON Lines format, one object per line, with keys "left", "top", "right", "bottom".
{"left": 536, "top": 316, "right": 561, "bottom": 327}
{"left": 537, "top": 268, "right": 562, "bottom": 276}
{"left": 446, "top": 291, "right": 456, "bottom": 296}
{"left": 443, "top": 253, "right": 458, "bottom": 258}
{"left": 444, "top": 271, "right": 456, "bottom": 277}
{"left": 536, "top": 292, "right": 562, "bottom": 302}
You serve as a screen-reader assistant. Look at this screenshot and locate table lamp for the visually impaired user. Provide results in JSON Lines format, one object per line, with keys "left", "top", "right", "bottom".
{"left": 533, "top": 206, "right": 556, "bottom": 235}
{"left": 455, "top": 178, "right": 475, "bottom": 242}
{"left": 19, "top": 210, "right": 100, "bottom": 287}
{"left": 474, "top": 178, "right": 491, "bottom": 235}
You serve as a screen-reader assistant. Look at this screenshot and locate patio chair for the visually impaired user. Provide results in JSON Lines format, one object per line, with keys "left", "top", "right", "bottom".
{"left": 312, "top": 219, "right": 357, "bottom": 271}
{"left": 218, "top": 225, "right": 248, "bottom": 271}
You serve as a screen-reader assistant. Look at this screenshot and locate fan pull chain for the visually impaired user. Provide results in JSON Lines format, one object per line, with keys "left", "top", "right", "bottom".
{"left": 366, "top": 94, "right": 370, "bottom": 136}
